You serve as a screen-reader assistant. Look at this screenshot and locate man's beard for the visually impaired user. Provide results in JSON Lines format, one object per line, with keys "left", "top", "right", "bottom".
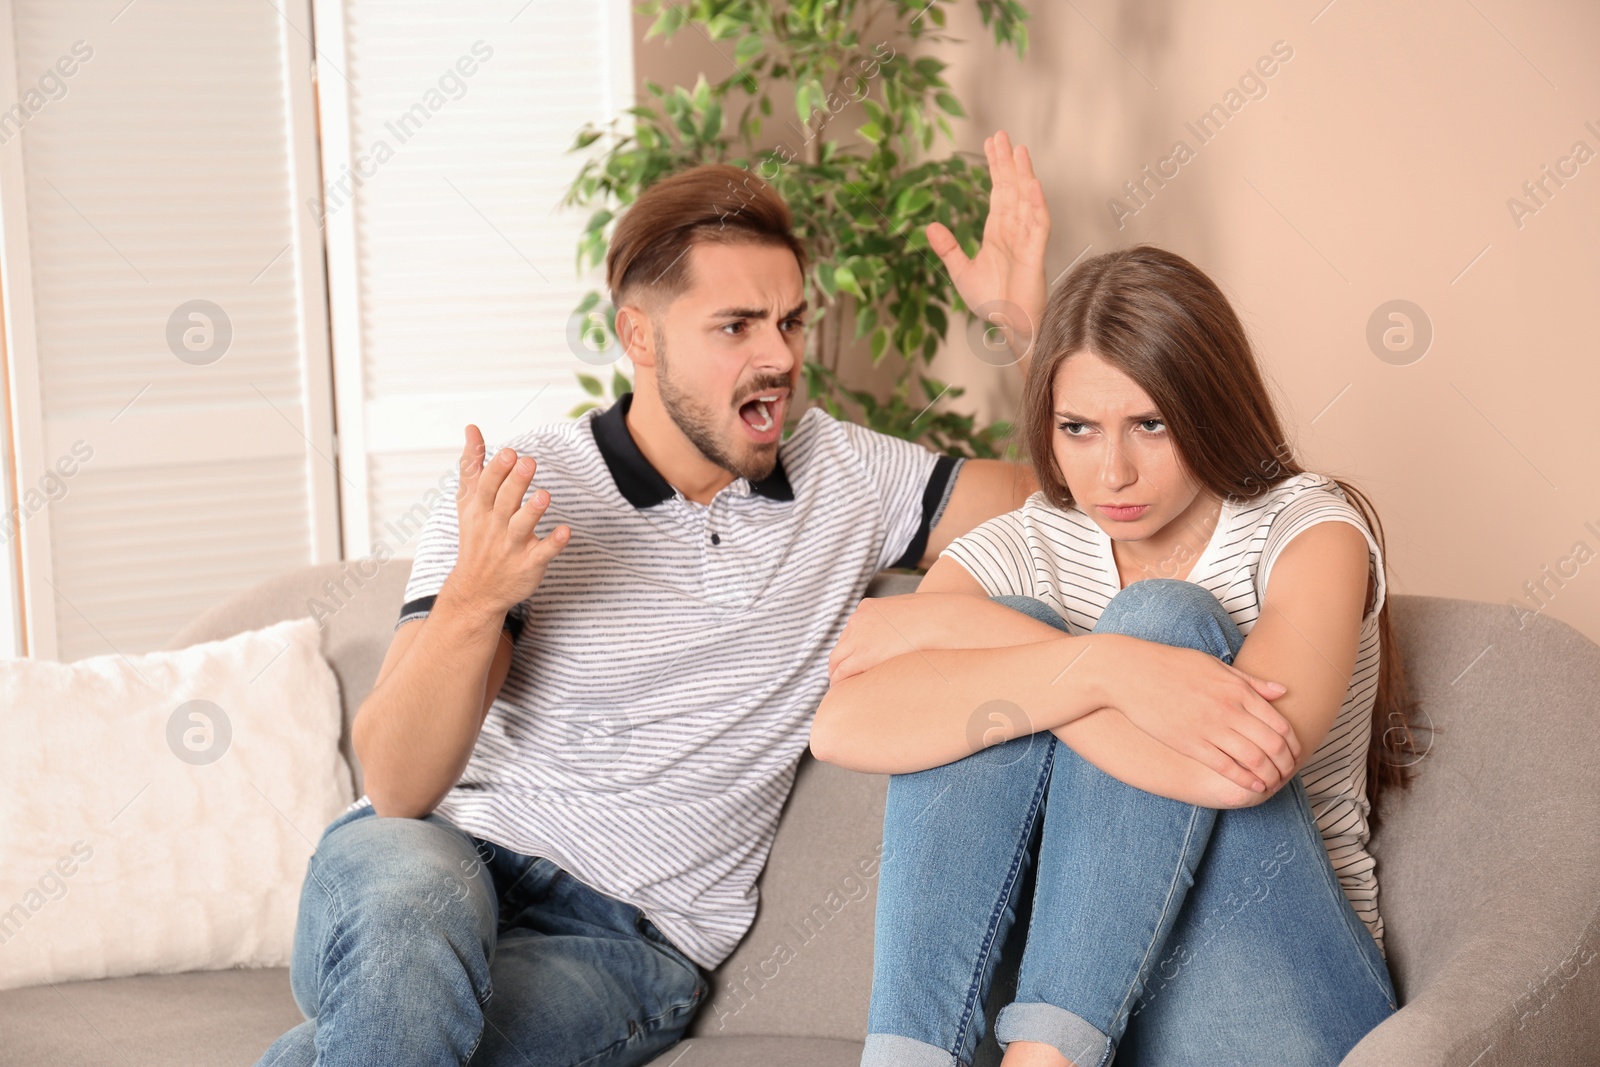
{"left": 654, "top": 330, "right": 785, "bottom": 484}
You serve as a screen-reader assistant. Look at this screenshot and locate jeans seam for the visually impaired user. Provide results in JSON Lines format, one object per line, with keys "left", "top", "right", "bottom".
{"left": 565, "top": 1004, "right": 689, "bottom": 1067}
{"left": 1290, "top": 783, "right": 1396, "bottom": 1007}
{"left": 1099, "top": 803, "right": 1207, "bottom": 1060}
{"left": 292, "top": 857, "right": 339, "bottom": 1019}
{"left": 639, "top": 959, "right": 704, "bottom": 1029}
{"left": 952, "top": 741, "right": 1055, "bottom": 1061}
{"left": 304, "top": 854, "right": 350, "bottom": 1019}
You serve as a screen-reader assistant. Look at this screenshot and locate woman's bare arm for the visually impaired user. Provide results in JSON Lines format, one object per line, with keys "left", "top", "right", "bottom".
{"left": 821, "top": 520, "right": 1370, "bottom": 807}
{"left": 809, "top": 635, "right": 1115, "bottom": 774}
{"left": 814, "top": 556, "right": 1304, "bottom": 802}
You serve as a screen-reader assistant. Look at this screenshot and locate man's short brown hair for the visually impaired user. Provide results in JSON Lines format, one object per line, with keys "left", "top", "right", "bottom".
{"left": 605, "top": 163, "right": 806, "bottom": 308}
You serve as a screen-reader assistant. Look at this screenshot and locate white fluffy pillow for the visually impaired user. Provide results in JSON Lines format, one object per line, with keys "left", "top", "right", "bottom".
{"left": 0, "top": 616, "right": 352, "bottom": 991}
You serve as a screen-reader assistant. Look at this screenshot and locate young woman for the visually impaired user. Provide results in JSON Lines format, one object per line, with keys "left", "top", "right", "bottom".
{"left": 809, "top": 133, "right": 1421, "bottom": 1067}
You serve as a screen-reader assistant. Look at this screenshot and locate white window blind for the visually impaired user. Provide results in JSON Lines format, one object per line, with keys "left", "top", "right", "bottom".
{"left": 0, "top": 0, "right": 336, "bottom": 660}
{"left": 313, "top": 0, "right": 633, "bottom": 558}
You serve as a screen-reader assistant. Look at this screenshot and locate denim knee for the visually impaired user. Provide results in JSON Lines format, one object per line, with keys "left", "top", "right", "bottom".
{"left": 1093, "top": 578, "right": 1243, "bottom": 661}
{"left": 289, "top": 812, "right": 498, "bottom": 1018}
{"left": 991, "top": 594, "right": 1071, "bottom": 633}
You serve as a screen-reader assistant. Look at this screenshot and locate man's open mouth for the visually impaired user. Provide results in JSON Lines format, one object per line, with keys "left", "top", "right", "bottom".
{"left": 738, "top": 391, "right": 786, "bottom": 434}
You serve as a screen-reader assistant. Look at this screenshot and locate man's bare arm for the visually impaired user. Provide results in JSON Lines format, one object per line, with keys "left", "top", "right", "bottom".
{"left": 352, "top": 593, "right": 514, "bottom": 819}
{"left": 918, "top": 459, "right": 1039, "bottom": 566}
{"left": 927, "top": 130, "right": 1049, "bottom": 378}
{"left": 352, "top": 425, "right": 569, "bottom": 818}
{"left": 915, "top": 130, "right": 1051, "bottom": 565}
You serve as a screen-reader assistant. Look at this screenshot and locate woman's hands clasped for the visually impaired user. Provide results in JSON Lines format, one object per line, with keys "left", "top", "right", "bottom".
{"left": 1099, "top": 635, "right": 1303, "bottom": 796}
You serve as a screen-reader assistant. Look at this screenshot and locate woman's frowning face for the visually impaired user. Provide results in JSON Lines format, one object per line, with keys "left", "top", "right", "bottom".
{"left": 1048, "top": 349, "right": 1206, "bottom": 542}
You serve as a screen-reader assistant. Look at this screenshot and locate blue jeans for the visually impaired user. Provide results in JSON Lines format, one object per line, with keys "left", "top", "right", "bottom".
{"left": 862, "top": 579, "right": 1396, "bottom": 1067}
{"left": 254, "top": 804, "right": 707, "bottom": 1067}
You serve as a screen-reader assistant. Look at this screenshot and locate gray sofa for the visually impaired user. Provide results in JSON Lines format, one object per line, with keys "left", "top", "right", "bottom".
{"left": 2, "top": 557, "right": 1597, "bottom": 1066}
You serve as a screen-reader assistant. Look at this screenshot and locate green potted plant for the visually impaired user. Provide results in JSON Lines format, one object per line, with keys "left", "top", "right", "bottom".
{"left": 565, "top": 0, "right": 1029, "bottom": 459}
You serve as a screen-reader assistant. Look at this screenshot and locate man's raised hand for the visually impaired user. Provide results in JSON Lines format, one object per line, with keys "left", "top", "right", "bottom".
{"left": 926, "top": 130, "right": 1051, "bottom": 363}
{"left": 440, "top": 423, "right": 570, "bottom": 620}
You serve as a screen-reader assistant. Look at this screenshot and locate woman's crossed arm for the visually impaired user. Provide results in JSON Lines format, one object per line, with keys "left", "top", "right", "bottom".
{"left": 811, "top": 523, "right": 1369, "bottom": 809}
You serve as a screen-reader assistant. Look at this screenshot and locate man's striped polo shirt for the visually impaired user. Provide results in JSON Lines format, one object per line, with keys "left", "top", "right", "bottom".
{"left": 368, "top": 392, "right": 963, "bottom": 969}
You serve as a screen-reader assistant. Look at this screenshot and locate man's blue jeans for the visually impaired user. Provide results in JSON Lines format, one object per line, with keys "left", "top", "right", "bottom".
{"left": 254, "top": 804, "right": 707, "bottom": 1066}
{"left": 861, "top": 579, "right": 1396, "bottom": 1067}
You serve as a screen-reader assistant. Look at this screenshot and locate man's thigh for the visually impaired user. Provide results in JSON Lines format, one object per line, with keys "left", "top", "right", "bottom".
{"left": 470, "top": 857, "right": 708, "bottom": 1067}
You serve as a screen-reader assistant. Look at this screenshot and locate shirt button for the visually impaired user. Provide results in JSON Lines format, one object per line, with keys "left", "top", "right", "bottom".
{"left": 710, "top": 532, "right": 721, "bottom": 545}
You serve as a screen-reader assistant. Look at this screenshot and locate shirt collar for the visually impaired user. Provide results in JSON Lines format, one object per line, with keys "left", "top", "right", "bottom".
{"left": 590, "top": 392, "right": 794, "bottom": 509}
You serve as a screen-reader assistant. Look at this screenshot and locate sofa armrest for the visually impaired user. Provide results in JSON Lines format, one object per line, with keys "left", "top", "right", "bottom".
{"left": 1342, "top": 899, "right": 1600, "bottom": 1066}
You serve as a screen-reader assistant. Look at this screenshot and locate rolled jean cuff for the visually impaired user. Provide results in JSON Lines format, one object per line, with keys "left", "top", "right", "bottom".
{"left": 860, "top": 1032, "right": 961, "bottom": 1067}
{"left": 995, "top": 1001, "right": 1109, "bottom": 1067}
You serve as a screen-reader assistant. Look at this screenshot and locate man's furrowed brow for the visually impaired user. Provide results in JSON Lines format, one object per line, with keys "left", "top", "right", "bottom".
{"left": 708, "top": 301, "right": 808, "bottom": 320}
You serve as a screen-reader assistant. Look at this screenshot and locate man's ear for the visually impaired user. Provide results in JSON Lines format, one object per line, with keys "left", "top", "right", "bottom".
{"left": 615, "top": 303, "right": 658, "bottom": 368}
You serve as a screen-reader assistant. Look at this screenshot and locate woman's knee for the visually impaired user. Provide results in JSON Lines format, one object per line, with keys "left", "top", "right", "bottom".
{"left": 991, "top": 594, "right": 1070, "bottom": 632}
{"left": 1092, "top": 579, "right": 1242, "bottom": 660}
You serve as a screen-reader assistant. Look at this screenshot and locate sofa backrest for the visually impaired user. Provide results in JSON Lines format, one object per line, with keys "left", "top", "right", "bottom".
{"left": 165, "top": 555, "right": 411, "bottom": 798}
{"left": 165, "top": 561, "right": 1600, "bottom": 1041}
{"left": 1359, "top": 595, "right": 1600, "bottom": 1009}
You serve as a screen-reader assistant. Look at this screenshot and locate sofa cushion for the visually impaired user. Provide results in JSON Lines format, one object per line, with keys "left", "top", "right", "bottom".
{"left": 0, "top": 966, "right": 300, "bottom": 1066}
{"left": 649, "top": 1036, "right": 864, "bottom": 1065}
{"left": 1343, "top": 595, "right": 1600, "bottom": 1064}
{"left": 0, "top": 970, "right": 866, "bottom": 1067}
{"left": 0, "top": 617, "right": 352, "bottom": 993}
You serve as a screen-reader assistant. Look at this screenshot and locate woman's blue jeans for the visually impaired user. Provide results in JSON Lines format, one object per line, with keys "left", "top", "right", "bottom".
{"left": 862, "top": 579, "right": 1396, "bottom": 1067}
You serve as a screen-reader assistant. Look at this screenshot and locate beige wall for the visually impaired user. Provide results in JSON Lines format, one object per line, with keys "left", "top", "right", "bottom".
{"left": 635, "top": 3, "right": 1600, "bottom": 645}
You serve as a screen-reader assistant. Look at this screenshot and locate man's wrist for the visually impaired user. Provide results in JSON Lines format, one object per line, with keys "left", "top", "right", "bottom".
{"left": 435, "top": 577, "right": 509, "bottom": 634}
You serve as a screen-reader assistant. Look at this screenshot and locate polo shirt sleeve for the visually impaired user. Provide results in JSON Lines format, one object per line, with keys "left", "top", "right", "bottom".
{"left": 394, "top": 458, "right": 528, "bottom": 644}
{"left": 836, "top": 420, "right": 965, "bottom": 572}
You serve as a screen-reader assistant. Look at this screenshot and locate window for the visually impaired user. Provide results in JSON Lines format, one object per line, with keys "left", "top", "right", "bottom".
{"left": 0, "top": 0, "right": 632, "bottom": 658}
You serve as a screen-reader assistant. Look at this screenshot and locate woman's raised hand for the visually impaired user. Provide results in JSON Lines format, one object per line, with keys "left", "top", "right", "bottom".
{"left": 926, "top": 130, "right": 1051, "bottom": 361}
{"left": 1100, "top": 635, "right": 1303, "bottom": 796}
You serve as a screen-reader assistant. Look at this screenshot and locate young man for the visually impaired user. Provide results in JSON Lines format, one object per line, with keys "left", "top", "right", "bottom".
{"left": 256, "top": 134, "right": 1050, "bottom": 1067}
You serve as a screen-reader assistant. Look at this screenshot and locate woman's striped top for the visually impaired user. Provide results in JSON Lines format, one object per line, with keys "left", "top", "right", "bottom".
{"left": 942, "top": 471, "right": 1389, "bottom": 954}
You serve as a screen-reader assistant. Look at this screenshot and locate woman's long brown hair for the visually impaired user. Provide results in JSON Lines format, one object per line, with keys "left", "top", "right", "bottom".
{"left": 1019, "top": 245, "right": 1423, "bottom": 825}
